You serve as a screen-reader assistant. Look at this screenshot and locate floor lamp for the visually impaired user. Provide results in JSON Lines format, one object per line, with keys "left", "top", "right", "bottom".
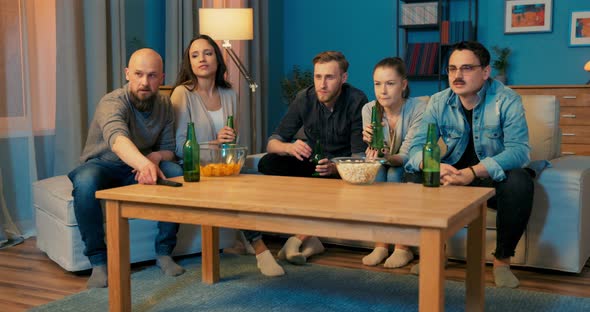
{"left": 199, "top": 8, "right": 259, "bottom": 152}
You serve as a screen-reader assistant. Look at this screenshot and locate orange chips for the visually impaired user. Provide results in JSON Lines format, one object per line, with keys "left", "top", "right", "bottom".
{"left": 200, "top": 163, "right": 241, "bottom": 177}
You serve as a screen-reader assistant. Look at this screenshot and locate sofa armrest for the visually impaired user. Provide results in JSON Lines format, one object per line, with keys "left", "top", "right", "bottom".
{"left": 526, "top": 155, "right": 590, "bottom": 272}
{"left": 241, "top": 153, "right": 267, "bottom": 174}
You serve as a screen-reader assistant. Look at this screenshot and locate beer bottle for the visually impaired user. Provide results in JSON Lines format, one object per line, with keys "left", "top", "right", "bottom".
{"left": 183, "top": 122, "right": 200, "bottom": 182}
{"left": 370, "top": 105, "right": 385, "bottom": 157}
{"left": 226, "top": 115, "right": 237, "bottom": 144}
{"left": 423, "top": 123, "right": 440, "bottom": 187}
{"left": 310, "top": 139, "right": 324, "bottom": 177}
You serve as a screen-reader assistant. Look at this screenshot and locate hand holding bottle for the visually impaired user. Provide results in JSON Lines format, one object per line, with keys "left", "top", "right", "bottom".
{"left": 315, "top": 158, "right": 336, "bottom": 176}
{"left": 217, "top": 126, "right": 236, "bottom": 143}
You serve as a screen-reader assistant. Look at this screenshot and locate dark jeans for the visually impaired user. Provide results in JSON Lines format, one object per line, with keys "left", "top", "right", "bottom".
{"left": 258, "top": 153, "right": 317, "bottom": 177}
{"left": 67, "top": 158, "right": 183, "bottom": 267}
{"left": 405, "top": 168, "right": 534, "bottom": 259}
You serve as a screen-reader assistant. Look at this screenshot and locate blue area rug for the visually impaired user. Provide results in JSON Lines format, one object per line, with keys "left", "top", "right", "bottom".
{"left": 30, "top": 254, "right": 590, "bottom": 311}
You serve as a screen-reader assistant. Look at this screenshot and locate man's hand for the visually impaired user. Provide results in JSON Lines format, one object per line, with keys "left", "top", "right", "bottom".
{"left": 217, "top": 126, "right": 236, "bottom": 144}
{"left": 315, "top": 158, "right": 337, "bottom": 176}
{"left": 135, "top": 161, "right": 165, "bottom": 185}
{"left": 134, "top": 152, "right": 166, "bottom": 184}
{"left": 439, "top": 163, "right": 460, "bottom": 179}
{"left": 286, "top": 139, "right": 312, "bottom": 161}
{"left": 441, "top": 168, "right": 474, "bottom": 186}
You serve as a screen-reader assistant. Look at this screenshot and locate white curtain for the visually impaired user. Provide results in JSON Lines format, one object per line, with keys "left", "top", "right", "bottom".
{"left": 0, "top": 0, "right": 126, "bottom": 238}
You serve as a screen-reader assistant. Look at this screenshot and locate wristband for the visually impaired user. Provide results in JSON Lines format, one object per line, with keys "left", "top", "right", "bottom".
{"left": 468, "top": 166, "right": 478, "bottom": 179}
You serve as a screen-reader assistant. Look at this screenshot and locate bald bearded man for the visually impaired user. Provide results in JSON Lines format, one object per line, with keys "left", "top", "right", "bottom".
{"left": 68, "top": 49, "right": 185, "bottom": 288}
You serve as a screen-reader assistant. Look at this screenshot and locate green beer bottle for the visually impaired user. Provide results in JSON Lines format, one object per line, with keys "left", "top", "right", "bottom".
{"left": 423, "top": 123, "right": 440, "bottom": 187}
{"left": 370, "top": 105, "right": 385, "bottom": 157}
{"left": 183, "top": 122, "right": 200, "bottom": 182}
{"left": 226, "top": 115, "right": 237, "bottom": 144}
{"left": 310, "top": 139, "right": 324, "bottom": 177}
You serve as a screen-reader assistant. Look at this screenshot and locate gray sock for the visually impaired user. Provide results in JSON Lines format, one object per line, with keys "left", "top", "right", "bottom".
{"left": 301, "top": 236, "right": 325, "bottom": 258}
{"left": 157, "top": 255, "right": 185, "bottom": 276}
{"left": 278, "top": 236, "right": 306, "bottom": 265}
{"left": 362, "top": 247, "right": 388, "bottom": 266}
{"left": 87, "top": 265, "right": 108, "bottom": 289}
{"left": 494, "top": 266, "right": 519, "bottom": 288}
{"left": 384, "top": 249, "right": 413, "bottom": 268}
{"left": 256, "top": 250, "right": 285, "bottom": 277}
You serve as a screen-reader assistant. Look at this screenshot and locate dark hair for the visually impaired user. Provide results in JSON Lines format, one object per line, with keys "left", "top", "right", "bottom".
{"left": 173, "top": 34, "right": 231, "bottom": 90}
{"left": 449, "top": 41, "right": 491, "bottom": 67}
{"left": 373, "top": 57, "right": 410, "bottom": 99}
{"left": 312, "top": 51, "right": 349, "bottom": 73}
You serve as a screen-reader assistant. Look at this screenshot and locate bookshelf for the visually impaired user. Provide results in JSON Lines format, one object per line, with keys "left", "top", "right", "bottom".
{"left": 397, "top": 0, "right": 478, "bottom": 90}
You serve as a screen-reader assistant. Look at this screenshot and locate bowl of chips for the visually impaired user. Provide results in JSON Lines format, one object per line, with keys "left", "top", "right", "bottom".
{"left": 199, "top": 143, "right": 248, "bottom": 177}
{"left": 332, "top": 157, "right": 382, "bottom": 185}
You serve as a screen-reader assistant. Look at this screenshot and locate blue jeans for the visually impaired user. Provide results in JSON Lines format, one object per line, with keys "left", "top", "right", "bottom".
{"left": 67, "top": 158, "right": 183, "bottom": 267}
{"left": 375, "top": 165, "right": 404, "bottom": 183}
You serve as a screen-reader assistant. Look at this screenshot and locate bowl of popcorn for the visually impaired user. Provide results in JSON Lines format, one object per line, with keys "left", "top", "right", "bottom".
{"left": 199, "top": 143, "right": 248, "bottom": 177}
{"left": 332, "top": 157, "right": 382, "bottom": 185}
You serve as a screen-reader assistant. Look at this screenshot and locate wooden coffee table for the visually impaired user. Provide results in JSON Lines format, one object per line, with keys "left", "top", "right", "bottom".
{"left": 96, "top": 174, "right": 494, "bottom": 312}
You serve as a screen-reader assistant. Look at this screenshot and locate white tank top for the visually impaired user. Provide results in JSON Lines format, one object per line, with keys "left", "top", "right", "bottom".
{"left": 208, "top": 108, "right": 224, "bottom": 135}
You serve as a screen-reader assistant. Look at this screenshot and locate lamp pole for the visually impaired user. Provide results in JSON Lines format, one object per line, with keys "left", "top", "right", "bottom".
{"left": 222, "top": 40, "right": 258, "bottom": 153}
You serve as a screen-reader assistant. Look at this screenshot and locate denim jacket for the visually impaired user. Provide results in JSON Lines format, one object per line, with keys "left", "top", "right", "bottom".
{"left": 405, "top": 79, "right": 530, "bottom": 181}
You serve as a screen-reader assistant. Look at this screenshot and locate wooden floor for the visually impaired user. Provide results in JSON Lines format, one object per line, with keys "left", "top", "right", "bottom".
{"left": 1, "top": 237, "right": 589, "bottom": 311}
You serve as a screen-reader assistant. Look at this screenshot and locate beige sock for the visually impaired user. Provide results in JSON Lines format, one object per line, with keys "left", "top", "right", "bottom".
{"left": 301, "top": 236, "right": 325, "bottom": 258}
{"left": 256, "top": 250, "right": 285, "bottom": 277}
{"left": 384, "top": 249, "right": 413, "bottom": 268}
{"left": 362, "top": 247, "right": 388, "bottom": 266}
{"left": 493, "top": 265, "right": 519, "bottom": 288}
{"left": 157, "top": 255, "right": 185, "bottom": 277}
{"left": 277, "top": 236, "right": 306, "bottom": 264}
{"left": 87, "top": 265, "right": 108, "bottom": 289}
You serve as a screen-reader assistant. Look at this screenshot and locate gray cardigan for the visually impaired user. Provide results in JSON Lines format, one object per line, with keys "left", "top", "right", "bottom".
{"left": 361, "top": 97, "right": 427, "bottom": 164}
{"left": 171, "top": 86, "right": 237, "bottom": 159}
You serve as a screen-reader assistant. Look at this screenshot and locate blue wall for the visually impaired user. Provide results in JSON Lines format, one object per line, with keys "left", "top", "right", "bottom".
{"left": 267, "top": 0, "right": 590, "bottom": 134}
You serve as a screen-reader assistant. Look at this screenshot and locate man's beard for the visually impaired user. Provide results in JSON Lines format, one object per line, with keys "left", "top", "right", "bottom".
{"left": 130, "top": 90, "right": 156, "bottom": 112}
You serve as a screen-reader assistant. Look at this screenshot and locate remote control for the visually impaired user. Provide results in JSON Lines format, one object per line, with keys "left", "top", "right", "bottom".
{"left": 156, "top": 178, "right": 183, "bottom": 187}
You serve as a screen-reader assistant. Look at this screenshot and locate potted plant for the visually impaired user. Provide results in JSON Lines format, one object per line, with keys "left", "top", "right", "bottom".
{"left": 491, "top": 46, "right": 511, "bottom": 84}
{"left": 281, "top": 65, "right": 313, "bottom": 105}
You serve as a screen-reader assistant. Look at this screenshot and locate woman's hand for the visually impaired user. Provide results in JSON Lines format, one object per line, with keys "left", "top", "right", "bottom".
{"left": 362, "top": 124, "right": 373, "bottom": 144}
{"left": 217, "top": 126, "right": 236, "bottom": 143}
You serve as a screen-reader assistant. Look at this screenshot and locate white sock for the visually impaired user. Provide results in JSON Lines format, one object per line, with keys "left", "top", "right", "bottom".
{"left": 384, "top": 249, "right": 413, "bottom": 268}
{"left": 301, "top": 236, "right": 325, "bottom": 258}
{"left": 493, "top": 265, "right": 519, "bottom": 288}
{"left": 362, "top": 247, "right": 388, "bottom": 266}
{"left": 157, "top": 255, "right": 185, "bottom": 277}
{"left": 277, "top": 236, "right": 306, "bottom": 264}
{"left": 256, "top": 250, "right": 285, "bottom": 277}
{"left": 87, "top": 265, "right": 108, "bottom": 288}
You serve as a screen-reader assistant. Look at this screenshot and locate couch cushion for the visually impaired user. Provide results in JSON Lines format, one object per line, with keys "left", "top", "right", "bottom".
{"left": 521, "top": 95, "right": 560, "bottom": 161}
{"left": 33, "top": 175, "right": 77, "bottom": 226}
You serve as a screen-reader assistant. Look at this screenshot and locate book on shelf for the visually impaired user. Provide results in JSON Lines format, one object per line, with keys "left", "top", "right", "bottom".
{"left": 405, "top": 42, "right": 440, "bottom": 76}
{"left": 401, "top": 2, "right": 438, "bottom": 26}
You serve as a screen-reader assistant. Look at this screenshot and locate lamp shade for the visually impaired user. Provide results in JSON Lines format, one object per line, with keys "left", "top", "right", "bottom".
{"left": 585, "top": 61, "right": 590, "bottom": 72}
{"left": 199, "top": 8, "right": 253, "bottom": 41}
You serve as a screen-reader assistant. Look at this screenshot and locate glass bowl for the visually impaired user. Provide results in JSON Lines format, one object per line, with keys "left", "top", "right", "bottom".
{"left": 199, "top": 143, "right": 248, "bottom": 177}
{"left": 332, "top": 157, "right": 382, "bottom": 185}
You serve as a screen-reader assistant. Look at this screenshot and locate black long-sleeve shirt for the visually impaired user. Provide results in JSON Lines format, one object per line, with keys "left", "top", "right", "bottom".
{"left": 269, "top": 83, "right": 368, "bottom": 159}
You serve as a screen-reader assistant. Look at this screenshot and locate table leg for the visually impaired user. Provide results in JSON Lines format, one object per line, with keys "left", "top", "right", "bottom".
{"left": 106, "top": 200, "right": 130, "bottom": 312}
{"left": 466, "top": 203, "right": 486, "bottom": 311}
{"left": 201, "top": 225, "right": 219, "bottom": 284}
{"left": 419, "top": 228, "right": 445, "bottom": 312}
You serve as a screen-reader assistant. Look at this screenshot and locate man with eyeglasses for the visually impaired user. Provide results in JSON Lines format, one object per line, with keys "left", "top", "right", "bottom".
{"left": 405, "top": 41, "right": 534, "bottom": 288}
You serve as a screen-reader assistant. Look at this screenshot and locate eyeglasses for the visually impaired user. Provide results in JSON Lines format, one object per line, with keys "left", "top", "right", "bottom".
{"left": 447, "top": 64, "right": 483, "bottom": 75}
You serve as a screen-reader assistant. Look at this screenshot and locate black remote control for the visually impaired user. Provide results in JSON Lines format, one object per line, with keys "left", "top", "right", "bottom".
{"left": 156, "top": 178, "right": 183, "bottom": 187}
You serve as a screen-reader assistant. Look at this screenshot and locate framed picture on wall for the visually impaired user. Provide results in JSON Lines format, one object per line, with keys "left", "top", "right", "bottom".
{"left": 569, "top": 11, "right": 590, "bottom": 47}
{"left": 504, "top": 0, "right": 552, "bottom": 34}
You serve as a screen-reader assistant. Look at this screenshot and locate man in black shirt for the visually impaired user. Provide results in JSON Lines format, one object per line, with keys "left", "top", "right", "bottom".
{"left": 258, "top": 51, "right": 368, "bottom": 264}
